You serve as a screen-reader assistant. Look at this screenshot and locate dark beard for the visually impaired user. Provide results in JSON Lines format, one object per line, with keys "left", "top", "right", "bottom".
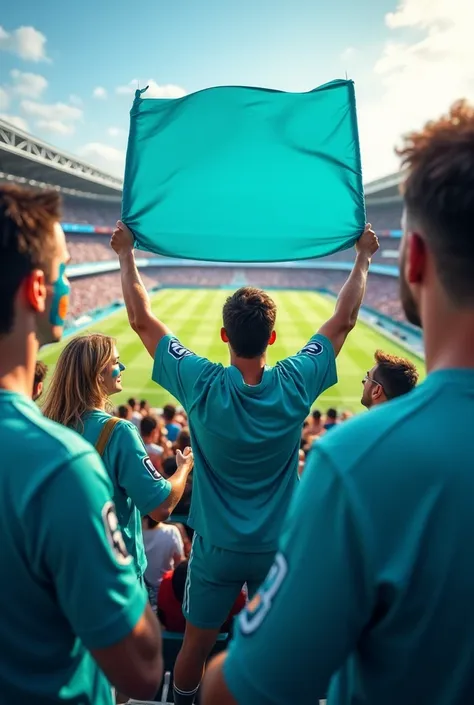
{"left": 399, "top": 274, "right": 422, "bottom": 328}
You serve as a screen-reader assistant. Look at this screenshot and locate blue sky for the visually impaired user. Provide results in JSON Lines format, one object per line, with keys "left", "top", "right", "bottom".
{"left": 0, "top": 0, "right": 471, "bottom": 181}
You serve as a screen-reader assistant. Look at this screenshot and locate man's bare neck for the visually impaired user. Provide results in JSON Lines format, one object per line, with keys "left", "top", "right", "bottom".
{"left": 0, "top": 334, "right": 36, "bottom": 398}
{"left": 229, "top": 354, "right": 266, "bottom": 386}
{"left": 424, "top": 310, "right": 474, "bottom": 373}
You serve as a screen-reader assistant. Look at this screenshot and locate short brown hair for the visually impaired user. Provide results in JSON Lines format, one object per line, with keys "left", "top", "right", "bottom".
{"left": 222, "top": 286, "right": 277, "bottom": 358}
{"left": 34, "top": 360, "right": 48, "bottom": 386}
{"left": 0, "top": 185, "right": 61, "bottom": 335}
{"left": 398, "top": 100, "right": 474, "bottom": 305}
{"left": 374, "top": 350, "right": 419, "bottom": 400}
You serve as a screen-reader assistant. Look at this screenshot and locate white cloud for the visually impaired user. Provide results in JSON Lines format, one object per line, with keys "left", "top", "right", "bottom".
{"left": 93, "top": 86, "right": 107, "bottom": 99}
{"left": 0, "top": 87, "right": 9, "bottom": 111}
{"left": 107, "top": 126, "right": 126, "bottom": 138}
{"left": 78, "top": 142, "right": 126, "bottom": 177}
{"left": 0, "top": 114, "right": 29, "bottom": 132}
{"left": 10, "top": 69, "right": 47, "bottom": 98}
{"left": 36, "top": 119, "right": 75, "bottom": 135}
{"left": 359, "top": 0, "right": 474, "bottom": 180}
{"left": 69, "top": 94, "right": 83, "bottom": 107}
{"left": 340, "top": 47, "right": 357, "bottom": 63}
{"left": 21, "top": 100, "right": 82, "bottom": 123}
{"left": 0, "top": 25, "right": 49, "bottom": 62}
{"left": 116, "top": 79, "right": 186, "bottom": 99}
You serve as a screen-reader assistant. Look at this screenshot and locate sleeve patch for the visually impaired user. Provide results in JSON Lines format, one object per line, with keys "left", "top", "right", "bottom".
{"left": 143, "top": 456, "right": 163, "bottom": 481}
{"left": 239, "top": 552, "right": 288, "bottom": 636}
{"left": 297, "top": 340, "right": 324, "bottom": 357}
{"left": 102, "top": 501, "right": 132, "bottom": 566}
{"left": 168, "top": 339, "right": 195, "bottom": 360}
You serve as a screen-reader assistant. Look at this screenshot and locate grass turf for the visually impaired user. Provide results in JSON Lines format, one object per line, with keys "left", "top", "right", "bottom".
{"left": 39, "top": 288, "right": 425, "bottom": 414}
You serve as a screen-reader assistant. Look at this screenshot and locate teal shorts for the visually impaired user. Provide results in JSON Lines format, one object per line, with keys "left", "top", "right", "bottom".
{"left": 183, "top": 533, "right": 275, "bottom": 630}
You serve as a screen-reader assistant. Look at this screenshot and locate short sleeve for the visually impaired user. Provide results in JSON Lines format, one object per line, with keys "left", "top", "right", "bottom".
{"left": 110, "top": 421, "right": 171, "bottom": 516}
{"left": 222, "top": 444, "right": 372, "bottom": 705}
{"left": 152, "top": 334, "right": 217, "bottom": 407}
{"left": 34, "top": 450, "right": 147, "bottom": 650}
{"left": 279, "top": 333, "right": 337, "bottom": 404}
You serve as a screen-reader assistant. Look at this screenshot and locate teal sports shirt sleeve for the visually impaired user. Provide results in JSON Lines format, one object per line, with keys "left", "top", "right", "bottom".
{"left": 223, "top": 444, "right": 371, "bottom": 704}
{"left": 111, "top": 421, "right": 172, "bottom": 516}
{"left": 279, "top": 333, "right": 337, "bottom": 404}
{"left": 35, "top": 450, "right": 147, "bottom": 650}
{"left": 152, "top": 334, "right": 217, "bottom": 407}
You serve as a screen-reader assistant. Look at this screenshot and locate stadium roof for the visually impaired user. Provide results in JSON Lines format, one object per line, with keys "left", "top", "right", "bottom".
{"left": 0, "top": 116, "right": 403, "bottom": 205}
{"left": 0, "top": 118, "right": 122, "bottom": 200}
{"left": 364, "top": 170, "right": 403, "bottom": 204}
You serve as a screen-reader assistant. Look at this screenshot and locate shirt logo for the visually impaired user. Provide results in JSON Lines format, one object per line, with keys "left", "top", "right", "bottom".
{"left": 297, "top": 340, "right": 324, "bottom": 357}
{"left": 102, "top": 501, "right": 132, "bottom": 566}
{"left": 143, "top": 456, "right": 163, "bottom": 481}
{"left": 239, "top": 552, "right": 288, "bottom": 635}
{"left": 168, "top": 339, "right": 195, "bottom": 360}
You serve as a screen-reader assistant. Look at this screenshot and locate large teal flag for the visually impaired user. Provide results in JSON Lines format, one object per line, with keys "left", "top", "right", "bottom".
{"left": 122, "top": 79, "right": 365, "bottom": 262}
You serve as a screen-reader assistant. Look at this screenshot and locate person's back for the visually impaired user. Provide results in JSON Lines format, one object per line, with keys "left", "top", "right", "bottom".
{"left": 210, "top": 374, "right": 474, "bottom": 705}
{"left": 175, "top": 349, "right": 335, "bottom": 550}
{"left": 0, "top": 184, "right": 164, "bottom": 704}
{"left": 0, "top": 394, "right": 128, "bottom": 703}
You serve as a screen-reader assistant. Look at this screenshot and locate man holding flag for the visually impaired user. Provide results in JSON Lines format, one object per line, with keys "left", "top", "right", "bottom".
{"left": 112, "top": 219, "right": 378, "bottom": 704}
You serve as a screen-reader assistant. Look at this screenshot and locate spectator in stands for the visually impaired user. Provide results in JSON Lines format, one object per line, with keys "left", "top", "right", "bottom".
{"left": 175, "top": 426, "right": 191, "bottom": 454}
{"left": 140, "top": 399, "right": 150, "bottom": 415}
{"left": 141, "top": 414, "right": 165, "bottom": 471}
{"left": 0, "top": 184, "right": 163, "bottom": 702}
{"left": 324, "top": 407, "right": 338, "bottom": 431}
{"left": 361, "top": 349, "right": 419, "bottom": 409}
{"left": 340, "top": 409, "right": 354, "bottom": 421}
{"left": 128, "top": 397, "right": 143, "bottom": 429}
{"left": 116, "top": 404, "right": 131, "bottom": 420}
{"left": 142, "top": 515, "right": 184, "bottom": 602}
{"left": 163, "top": 403, "right": 181, "bottom": 442}
{"left": 42, "top": 334, "right": 194, "bottom": 588}
{"left": 162, "top": 456, "right": 193, "bottom": 517}
{"left": 112, "top": 219, "right": 378, "bottom": 705}
{"left": 297, "top": 449, "right": 306, "bottom": 477}
{"left": 158, "top": 560, "right": 246, "bottom": 634}
{"left": 32, "top": 360, "right": 48, "bottom": 401}
{"left": 203, "top": 101, "right": 474, "bottom": 705}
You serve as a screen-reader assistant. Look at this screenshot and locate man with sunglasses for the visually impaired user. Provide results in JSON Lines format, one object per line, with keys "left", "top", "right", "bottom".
{"left": 361, "top": 349, "right": 419, "bottom": 409}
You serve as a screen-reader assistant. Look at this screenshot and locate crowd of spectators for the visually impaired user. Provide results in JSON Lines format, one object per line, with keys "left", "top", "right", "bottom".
{"left": 61, "top": 196, "right": 120, "bottom": 226}
{"left": 66, "top": 267, "right": 404, "bottom": 322}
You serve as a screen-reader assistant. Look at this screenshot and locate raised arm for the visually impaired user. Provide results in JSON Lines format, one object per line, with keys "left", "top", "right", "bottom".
{"left": 111, "top": 221, "right": 170, "bottom": 357}
{"left": 318, "top": 224, "right": 379, "bottom": 356}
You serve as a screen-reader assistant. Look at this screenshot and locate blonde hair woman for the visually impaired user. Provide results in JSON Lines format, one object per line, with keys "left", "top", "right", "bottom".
{"left": 43, "top": 333, "right": 193, "bottom": 584}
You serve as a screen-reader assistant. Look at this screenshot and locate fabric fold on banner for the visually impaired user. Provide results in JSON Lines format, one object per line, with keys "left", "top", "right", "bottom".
{"left": 122, "top": 79, "right": 365, "bottom": 263}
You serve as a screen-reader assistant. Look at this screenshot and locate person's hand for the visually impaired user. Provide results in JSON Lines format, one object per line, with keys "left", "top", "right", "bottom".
{"left": 111, "top": 220, "right": 134, "bottom": 256}
{"left": 355, "top": 223, "right": 379, "bottom": 258}
{"left": 176, "top": 447, "right": 194, "bottom": 473}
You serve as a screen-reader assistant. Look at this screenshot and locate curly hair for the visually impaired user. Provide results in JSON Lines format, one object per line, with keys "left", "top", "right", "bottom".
{"left": 374, "top": 349, "right": 419, "bottom": 400}
{"left": 398, "top": 100, "right": 474, "bottom": 305}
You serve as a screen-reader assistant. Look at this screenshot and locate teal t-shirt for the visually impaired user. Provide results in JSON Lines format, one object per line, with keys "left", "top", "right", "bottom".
{"left": 0, "top": 391, "right": 147, "bottom": 705}
{"left": 81, "top": 411, "right": 172, "bottom": 577}
{"left": 153, "top": 333, "right": 336, "bottom": 552}
{"left": 224, "top": 370, "right": 474, "bottom": 705}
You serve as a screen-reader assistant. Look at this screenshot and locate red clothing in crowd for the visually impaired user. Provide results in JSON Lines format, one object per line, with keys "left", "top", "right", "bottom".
{"left": 157, "top": 570, "right": 246, "bottom": 632}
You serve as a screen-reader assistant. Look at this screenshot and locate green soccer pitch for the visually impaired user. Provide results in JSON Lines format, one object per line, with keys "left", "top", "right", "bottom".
{"left": 39, "top": 288, "right": 425, "bottom": 414}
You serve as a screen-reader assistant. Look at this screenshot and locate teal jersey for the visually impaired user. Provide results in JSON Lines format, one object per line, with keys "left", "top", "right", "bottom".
{"left": 224, "top": 370, "right": 474, "bottom": 705}
{"left": 153, "top": 333, "right": 336, "bottom": 552}
{"left": 0, "top": 391, "right": 146, "bottom": 705}
{"left": 81, "top": 411, "right": 171, "bottom": 577}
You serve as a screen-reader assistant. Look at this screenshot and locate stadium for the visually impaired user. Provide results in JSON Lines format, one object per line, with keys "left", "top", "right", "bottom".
{"left": 0, "top": 117, "right": 423, "bottom": 413}
{"left": 1, "top": 115, "right": 423, "bottom": 705}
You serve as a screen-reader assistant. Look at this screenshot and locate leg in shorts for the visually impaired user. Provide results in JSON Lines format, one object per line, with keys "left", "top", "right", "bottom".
{"left": 182, "top": 533, "right": 275, "bottom": 630}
